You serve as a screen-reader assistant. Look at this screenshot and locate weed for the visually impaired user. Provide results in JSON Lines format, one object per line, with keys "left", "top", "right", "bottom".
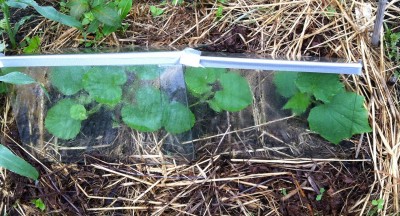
{"left": 150, "top": 6, "right": 164, "bottom": 17}
{"left": 324, "top": 5, "right": 336, "bottom": 20}
{"left": 384, "top": 24, "right": 400, "bottom": 63}
{"left": 65, "top": 0, "right": 132, "bottom": 40}
{"left": 316, "top": 188, "right": 325, "bottom": 201}
{"left": 0, "top": 73, "right": 39, "bottom": 181}
{"left": 273, "top": 72, "right": 371, "bottom": 144}
{"left": 0, "top": 143, "right": 38, "bottom": 180}
{"left": 0, "top": 1, "right": 33, "bottom": 49}
{"left": 280, "top": 188, "right": 288, "bottom": 196}
{"left": 23, "top": 35, "right": 41, "bottom": 54}
{"left": 31, "top": 198, "right": 46, "bottom": 211}
{"left": 368, "top": 198, "right": 384, "bottom": 215}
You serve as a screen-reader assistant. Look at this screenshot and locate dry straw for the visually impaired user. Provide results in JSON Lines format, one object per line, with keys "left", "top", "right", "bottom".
{"left": 1, "top": 0, "right": 399, "bottom": 215}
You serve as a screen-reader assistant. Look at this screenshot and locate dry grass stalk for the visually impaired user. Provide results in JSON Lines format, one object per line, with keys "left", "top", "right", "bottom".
{"left": 1, "top": 0, "right": 399, "bottom": 215}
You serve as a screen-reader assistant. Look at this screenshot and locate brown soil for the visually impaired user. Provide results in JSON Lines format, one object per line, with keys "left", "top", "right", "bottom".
{"left": 1, "top": 0, "right": 399, "bottom": 215}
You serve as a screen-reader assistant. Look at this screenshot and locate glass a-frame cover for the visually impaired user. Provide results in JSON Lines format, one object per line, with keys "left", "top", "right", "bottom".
{"left": 0, "top": 49, "right": 363, "bottom": 162}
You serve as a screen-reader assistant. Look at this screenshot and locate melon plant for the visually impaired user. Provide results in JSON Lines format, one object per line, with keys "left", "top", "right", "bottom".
{"left": 273, "top": 72, "right": 371, "bottom": 144}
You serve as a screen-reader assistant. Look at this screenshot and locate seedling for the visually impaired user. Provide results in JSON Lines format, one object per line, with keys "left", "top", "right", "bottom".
{"left": 316, "top": 188, "right": 325, "bottom": 201}
{"left": 368, "top": 198, "right": 384, "bottom": 215}
{"left": 23, "top": 35, "right": 41, "bottom": 54}
{"left": 324, "top": 5, "right": 336, "bottom": 20}
{"left": 273, "top": 72, "right": 371, "bottom": 144}
{"left": 150, "top": 6, "right": 164, "bottom": 17}
{"left": 31, "top": 198, "right": 46, "bottom": 211}
{"left": 280, "top": 188, "right": 288, "bottom": 196}
{"left": 44, "top": 66, "right": 252, "bottom": 140}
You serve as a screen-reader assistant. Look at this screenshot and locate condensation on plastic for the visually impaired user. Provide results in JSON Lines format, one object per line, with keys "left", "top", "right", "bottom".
{"left": 13, "top": 65, "right": 195, "bottom": 162}
{"left": 11, "top": 65, "right": 357, "bottom": 163}
{"left": 3, "top": 49, "right": 362, "bottom": 162}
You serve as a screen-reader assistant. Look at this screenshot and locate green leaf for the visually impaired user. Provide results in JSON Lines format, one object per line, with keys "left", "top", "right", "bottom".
{"left": 86, "top": 19, "right": 100, "bottom": 33}
{"left": 5, "top": 1, "right": 28, "bottom": 8}
{"left": 45, "top": 99, "right": 82, "bottom": 139}
{"left": 117, "top": 0, "right": 132, "bottom": 19}
{"left": 211, "top": 73, "right": 252, "bottom": 112}
{"left": 308, "top": 92, "right": 372, "bottom": 144}
{"left": 163, "top": 102, "right": 195, "bottom": 134}
{"left": 372, "top": 200, "right": 378, "bottom": 206}
{"left": 0, "top": 143, "right": 39, "bottom": 180}
{"left": 283, "top": 92, "right": 311, "bottom": 115}
{"left": 23, "top": 35, "right": 41, "bottom": 54}
{"left": 216, "top": 6, "right": 223, "bottom": 19}
{"left": 296, "top": 73, "right": 344, "bottom": 103}
{"left": 67, "top": 0, "right": 89, "bottom": 19}
{"left": 127, "top": 65, "right": 160, "bottom": 80}
{"left": 70, "top": 104, "right": 87, "bottom": 120}
{"left": 324, "top": 5, "right": 336, "bottom": 20}
{"left": 102, "top": 24, "right": 118, "bottom": 36}
{"left": 208, "top": 99, "right": 222, "bottom": 112}
{"left": 273, "top": 72, "right": 299, "bottom": 98}
{"left": 172, "top": 0, "right": 184, "bottom": 5}
{"left": 32, "top": 198, "right": 46, "bottom": 211}
{"left": 0, "top": 83, "right": 9, "bottom": 93}
{"left": 14, "top": 0, "right": 83, "bottom": 29}
{"left": 13, "top": 15, "right": 32, "bottom": 35}
{"left": 0, "top": 42, "right": 6, "bottom": 52}
{"left": 91, "top": 4, "right": 121, "bottom": 27}
{"left": 150, "top": 6, "right": 164, "bottom": 17}
{"left": 121, "top": 87, "right": 164, "bottom": 132}
{"left": 83, "top": 67, "right": 127, "bottom": 106}
{"left": 90, "top": 0, "right": 104, "bottom": 7}
{"left": 0, "top": 71, "right": 36, "bottom": 85}
{"left": 50, "top": 66, "right": 88, "bottom": 95}
{"left": 184, "top": 67, "right": 224, "bottom": 96}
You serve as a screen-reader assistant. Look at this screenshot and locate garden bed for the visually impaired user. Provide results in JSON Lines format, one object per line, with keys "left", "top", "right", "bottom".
{"left": 1, "top": 0, "right": 399, "bottom": 215}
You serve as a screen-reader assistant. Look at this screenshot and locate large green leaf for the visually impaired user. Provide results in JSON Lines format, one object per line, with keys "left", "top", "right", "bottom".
{"left": 283, "top": 92, "right": 311, "bottom": 115}
{"left": 295, "top": 73, "right": 344, "bottom": 103}
{"left": 82, "top": 67, "right": 127, "bottom": 106}
{"left": 102, "top": 24, "right": 118, "bottom": 36}
{"left": 308, "top": 92, "right": 372, "bottom": 144}
{"left": 121, "top": 87, "right": 164, "bottom": 132}
{"left": 211, "top": 73, "right": 252, "bottom": 112}
{"left": 45, "top": 99, "right": 82, "bottom": 140}
{"left": 91, "top": 4, "right": 121, "bottom": 27}
{"left": 163, "top": 102, "right": 195, "bottom": 134}
{"left": 69, "top": 104, "right": 87, "bottom": 120}
{"left": 50, "top": 66, "right": 88, "bottom": 95}
{"left": 117, "top": 0, "right": 132, "bottom": 19}
{"left": 0, "top": 71, "right": 36, "bottom": 85}
{"left": 14, "top": 0, "right": 83, "bottom": 29}
{"left": 0, "top": 144, "right": 39, "bottom": 180}
{"left": 273, "top": 72, "right": 299, "bottom": 98}
{"left": 184, "top": 67, "right": 225, "bottom": 96}
{"left": 127, "top": 65, "right": 160, "bottom": 80}
{"left": 67, "top": 0, "right": 89, "bottom": 19}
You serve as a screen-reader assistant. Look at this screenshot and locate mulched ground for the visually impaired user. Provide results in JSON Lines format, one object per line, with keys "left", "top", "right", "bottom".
{"left": 1, "top": 0, "right": 399, "bottom": 215}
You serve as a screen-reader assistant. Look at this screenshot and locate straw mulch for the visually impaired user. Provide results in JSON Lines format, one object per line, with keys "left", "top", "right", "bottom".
{"left": 1, "top": 0, "right": 399, "bottom": 215}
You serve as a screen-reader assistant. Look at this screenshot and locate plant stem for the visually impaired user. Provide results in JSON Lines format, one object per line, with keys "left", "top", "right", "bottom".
{"left": 1, "top": 1, "right": 17, "bottom": 49}
{"left": 87, "top": 103, "right": 102, "bottom": 115}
